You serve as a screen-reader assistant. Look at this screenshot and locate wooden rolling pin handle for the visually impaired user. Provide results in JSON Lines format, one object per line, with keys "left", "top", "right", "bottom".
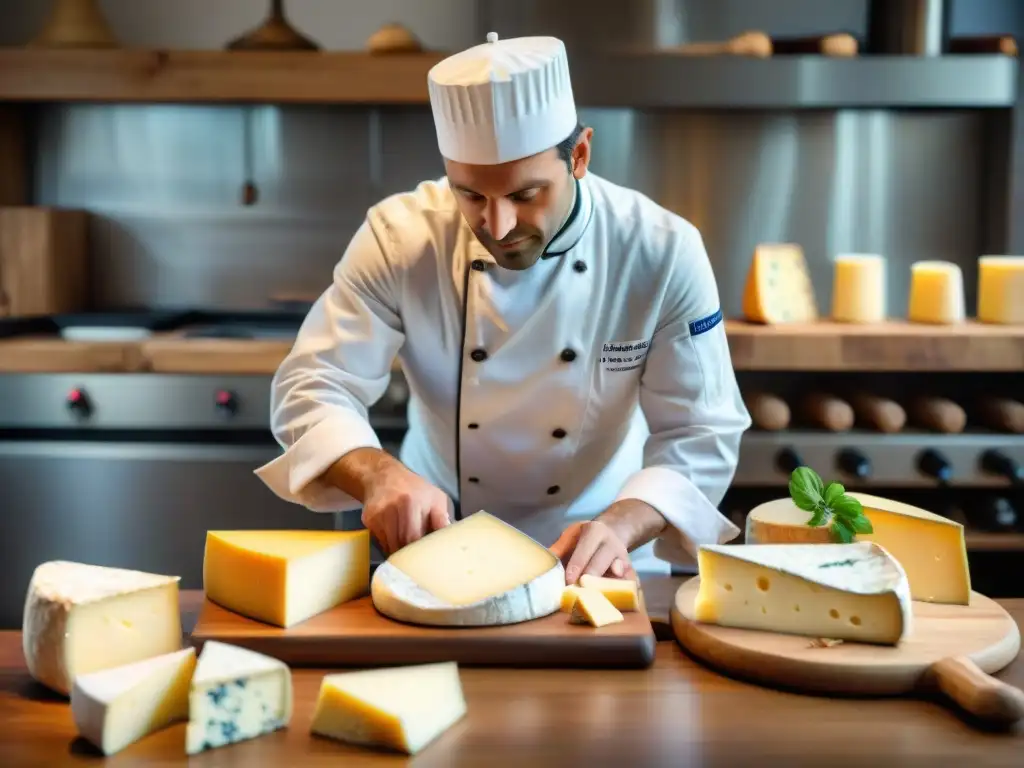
{"left": 850, "top": 393, "right": 906, "bottom": 434}
{"left": 744, "top": 392, "right": 791, "bottom": 431}
{"left": 910, "top": 397, "right": 967, "bottom": 434}
{"left": 803, "top": 393, "right": 855, "bottom": 432}
{"left": 929, "top": 656, "right": 1024, "bottom": 727}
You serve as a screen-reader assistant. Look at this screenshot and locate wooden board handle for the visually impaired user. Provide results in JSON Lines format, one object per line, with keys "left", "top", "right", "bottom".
{"left": 929, "top": 656, "right": 1024, "bottom": 726}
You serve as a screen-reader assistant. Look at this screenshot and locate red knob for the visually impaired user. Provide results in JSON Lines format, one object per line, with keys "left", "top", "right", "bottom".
{"left": 215, "top": 390, "right": 238, "bottom": 414}
{"left": 66, "top": 387, "right": 91, "bottom": 415}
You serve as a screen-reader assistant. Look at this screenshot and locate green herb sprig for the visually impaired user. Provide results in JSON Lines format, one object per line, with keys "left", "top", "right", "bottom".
{"left": 788, "top": 467, "right": 873, "bottom": 543}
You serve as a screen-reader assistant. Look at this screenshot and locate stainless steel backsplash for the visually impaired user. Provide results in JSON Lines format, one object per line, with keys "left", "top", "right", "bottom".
{"left": 32, "top": 103, "right": 998, "bottom": 316}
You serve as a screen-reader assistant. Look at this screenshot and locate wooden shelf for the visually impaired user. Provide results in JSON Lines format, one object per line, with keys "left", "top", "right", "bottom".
{"left": 966, "top": 533, "right": 1024, "bottom": 552}
{"left": 0, "top": 49, "right": 446, "bottom": 104}
{"left": 726, "top": 320, "right": 1024, "bottom": 372}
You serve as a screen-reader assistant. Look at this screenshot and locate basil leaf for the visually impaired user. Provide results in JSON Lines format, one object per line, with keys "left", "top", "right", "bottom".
{"left": 789, "top": 467, "right": 824, "bottom": 512}
{"left": 849, "top": 514, "right": 874, "bottom": 534}
{"left": 823, "top": 482, "right": 846, "bottom": 508}
{"left": 831, "top": 495, "right": 864, "bottom": 520}
{"left": 807, "top": 508, "right": 828, "bottom": 528}
{"left": 831, "top": 518, "right": 855, "bottom": 543}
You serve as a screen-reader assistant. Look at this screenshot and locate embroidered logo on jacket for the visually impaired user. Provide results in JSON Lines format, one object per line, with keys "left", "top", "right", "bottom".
{"left": 601, "top": 339, "right": 649, "bottom": 372}
{"left": 688, "top": 308, "right": 723, "bottom": 337}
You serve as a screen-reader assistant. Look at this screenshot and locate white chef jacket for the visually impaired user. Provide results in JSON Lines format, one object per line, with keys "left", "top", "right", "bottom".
{"left": 255, "top": 171, "right": 752, "bottom": 575}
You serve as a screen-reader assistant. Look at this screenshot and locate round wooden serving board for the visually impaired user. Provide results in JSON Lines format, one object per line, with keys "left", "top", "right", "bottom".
{"left": 671, "top": 577, "right": 1024, "bottom": 726}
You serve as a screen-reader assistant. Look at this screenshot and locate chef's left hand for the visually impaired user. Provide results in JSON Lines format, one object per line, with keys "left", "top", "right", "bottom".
{"left": 549, "top": 519, "right": 635, "bottom": 585}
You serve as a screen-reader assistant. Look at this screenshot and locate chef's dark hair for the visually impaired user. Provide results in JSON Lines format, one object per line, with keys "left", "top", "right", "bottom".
{"left": 555, "top": 122, "right": 586, "bottom": 172}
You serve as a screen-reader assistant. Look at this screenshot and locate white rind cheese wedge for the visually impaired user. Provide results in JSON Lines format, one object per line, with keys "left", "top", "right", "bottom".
{"left": 22, "top": 560, "right": 182, "bottom": 695}
{"left": 204, "top": 529, "right": 370, "bottom": 628}
{"left": 578, "top": 574, "right": 640, "bottom": 611}
{"left": 71, "top": 647, "right": 196, "bottom": 756}
{"left": 310, "top": 662, "right": 466, "bottom": 755}
{"left": 695, "top": 542, "right": 913, "bottom": 645}
{"left": 744, "top": 494, "right": 971, "bottom": 605}
{"left": 186, "top": 640, "right": 293, "bottom": 755}
{"left": 569, "top": 587, "right": 624, "bottom": 628}
{"left": 371, "top": 511, "right": 564, "bottom": 627}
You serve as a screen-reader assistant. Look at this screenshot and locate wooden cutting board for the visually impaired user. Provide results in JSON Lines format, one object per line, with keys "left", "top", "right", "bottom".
{"left": 191, "top": 595, "right": 657, "bottom": 669}
{"left": 671, "top": 577, "right": 1024, "bottom": 727}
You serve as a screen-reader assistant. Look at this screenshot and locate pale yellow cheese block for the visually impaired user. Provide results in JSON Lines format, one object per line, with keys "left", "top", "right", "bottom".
{"left": 907, "top": 260, "right": 965, "bottom": 324}
{"left": 204, "top": 529, "right": 370, "bottom": 628}
{"left": 560, "top": 585, "right": 584, "bottom": 612}
{"left": 742, "top": 243, "right": 819, "bottom": 324}
{"left": 578, "top": 574, "right": 641, "bottom": 611}
{"left": 831, "top": 253, "right": 887, "bottom": 323}
{"left": 977, "top": 255, "right": 1024, "bottom": 325}
{"left": 569, "top": 588, "right": 624, "bottom": 627}
{"left": 745, "top": 494, "right": 970, "bottom": 605}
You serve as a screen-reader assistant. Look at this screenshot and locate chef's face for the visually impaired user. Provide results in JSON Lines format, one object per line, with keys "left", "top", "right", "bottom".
{"left": 446, "top": 128, "right": 593, "bottom": 270}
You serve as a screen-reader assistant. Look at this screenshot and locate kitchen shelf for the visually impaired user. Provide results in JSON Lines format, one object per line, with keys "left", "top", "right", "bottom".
{"left": 966, "top": 533, "right": 1024, "bottom": 551}
{"left": 0, "top": 49, "right": 1015, "bottom": 108}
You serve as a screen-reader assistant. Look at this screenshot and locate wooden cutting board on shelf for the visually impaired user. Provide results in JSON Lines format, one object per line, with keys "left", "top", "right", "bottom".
{"left": 670, "top": 577, "right": 1024, "bottom": 727}
{"left": 191, "top": 595, "right": 656, "bottom": 669}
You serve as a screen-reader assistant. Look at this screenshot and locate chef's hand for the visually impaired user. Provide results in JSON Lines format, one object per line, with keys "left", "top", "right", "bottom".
{"left": 549, "top": 520, "right": 635, "bottom": 585}
{"left": 361, "top": 462, "right": 453, "bottom": 556}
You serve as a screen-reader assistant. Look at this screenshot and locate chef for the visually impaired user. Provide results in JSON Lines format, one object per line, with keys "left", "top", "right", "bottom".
{"left": 255, "top": 33, "right": 751, "bottom": 582}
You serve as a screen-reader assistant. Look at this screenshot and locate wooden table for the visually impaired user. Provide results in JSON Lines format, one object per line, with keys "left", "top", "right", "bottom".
{"left": 1, "top": 580, "right": 1022, "bottom": 766}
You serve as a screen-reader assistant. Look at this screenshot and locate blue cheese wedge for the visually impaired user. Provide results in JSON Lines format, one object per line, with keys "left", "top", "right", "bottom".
{"left": 694, "top": 542, "right": 913, "bottom": 645}
{"left": 186, "top": 640, "right": 293, "bottom": 755}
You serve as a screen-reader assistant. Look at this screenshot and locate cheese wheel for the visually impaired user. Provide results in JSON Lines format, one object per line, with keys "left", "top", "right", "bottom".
{"left": 831, "top": 253, "right": 886, "bottom": 323}
{"left": 907, "top": 260, "right": 965, "bottom": 324}
{"left": 742, "top": 243, "right": 819, "bottom": 323}
{"left": 977, "top": 255, "right": 1024, "bottom": 325}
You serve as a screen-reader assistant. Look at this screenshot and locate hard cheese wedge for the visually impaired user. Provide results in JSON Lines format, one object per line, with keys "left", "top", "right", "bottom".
{"left": 370, "top": 511, "right": 564, "bottom": 626}
{"left": 71, "top": 647, "right": 196, "bottom": 756}
{"left": 203, "top": 529, "right": 370, "bottom": 628}
{"left": 186, "top": 640, "right": 293, "bottom": 756}
{"left": 22, "top": 560, "right": 182, "bottom": 695}
{"left": 907, "top": 260, "right": 965, "bottom": 324}
{"left": 742, "top": 243, "right": 819, "bottom": 324}
{"left": 569, "top": 587, "right": 624, "bottom": 628}
{"left": 578, "top": 574, "right": 640, "bottom": 611}
{"left": 977, "top": 255, "right": 1024, "bottom": 325}
{"left": 745, "top": 494, "right": 971, "bottom": 605}
{"left": 694, "top": 542, "right": 913, "bottom": 645}
{"left": 560, "top": 585, "right": 585, "bottom": 612}
{"left": 310, "top": 662, "right": 466, "bottom": 755}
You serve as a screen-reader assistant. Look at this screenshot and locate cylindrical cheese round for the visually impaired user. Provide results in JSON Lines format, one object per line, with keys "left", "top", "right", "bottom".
{"left": 744, "top": 498, "right": 833, "bottom": 544}
{"left": 831, "top": 253, "right": 886, "bottom": 323}
{"left": 907, "top": 261, "right": 966, "bottom": 324}
{"left": 977, "top": 255, "right": 1024, "bottom": 325}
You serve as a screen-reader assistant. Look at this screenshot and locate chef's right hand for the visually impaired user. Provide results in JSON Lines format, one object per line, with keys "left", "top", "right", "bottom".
{"left": 361, "top": 463, "right": 453, "bottom": 555}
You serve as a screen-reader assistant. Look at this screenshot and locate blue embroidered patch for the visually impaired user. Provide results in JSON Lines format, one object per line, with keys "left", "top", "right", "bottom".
{"left": 688, "top": 308, "right": 723, "bottom": 337}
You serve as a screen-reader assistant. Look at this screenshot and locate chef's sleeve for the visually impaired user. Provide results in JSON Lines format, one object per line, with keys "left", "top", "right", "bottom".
{"left": 613, "top": 227, "right": 752, "bottom": 563}
{"left": 254, "top": 218, "right": 405, "bottom": 512}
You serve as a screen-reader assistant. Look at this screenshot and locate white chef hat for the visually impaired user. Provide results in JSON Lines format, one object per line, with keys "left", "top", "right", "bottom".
{"left": 427, "top": 32, "right": 578, "bottom": 166}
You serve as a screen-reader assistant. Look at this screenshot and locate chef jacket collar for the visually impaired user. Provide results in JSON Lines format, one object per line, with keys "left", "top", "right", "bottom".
{"left": 542, "top": 175, "right": 593, "bottom": 258}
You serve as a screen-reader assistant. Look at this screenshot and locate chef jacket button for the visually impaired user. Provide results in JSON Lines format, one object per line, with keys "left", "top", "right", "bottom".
{"left": 471, "top": 259, "right": 486, "bottom": 271}
{"left": 468, "top": 423, "right": 479, "bottom": 429}
{"left": 573, "top": 260, "right": 587, "bottom": 273}
{"left": 552, "top": 428, "right": 567, "bottom": 439}
{"left": 470, "top": 348, "right": 488, "bottom": 362}
{"left": 547, "top": 485, "right": 560, "bottom": 495}
{"left": 469, "top": 477, "right": 480, "bottom": 483}
{"left": 560, "top": 348, "right": 577, "bottom": 362}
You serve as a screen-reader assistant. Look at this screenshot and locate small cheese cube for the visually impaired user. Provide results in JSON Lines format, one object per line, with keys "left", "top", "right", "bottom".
{"left": 977, "top": 256, "right": 1024, "bottom": 325}
{"left": 560, "top": 585, "right": 585, "bottom": 612}
{"left": 831, "top": 253, "right": 887, "bottom": 323}
{"left": 71, "top": 648, "right": 196, "bottom": 756}
{"left": 907, "top": 261, "right": 965, "bottom": 324}
{"left": 577, "top": 574, "right": 640, "bottom": 611}
{"left": 310, "top": 662, "right": 466, "bottom": 755}
{"left": 568, "top": 588, "right": 624, "bottom": 627}
{"left": 742, "top": 243, "right": 819, "bottom": 324}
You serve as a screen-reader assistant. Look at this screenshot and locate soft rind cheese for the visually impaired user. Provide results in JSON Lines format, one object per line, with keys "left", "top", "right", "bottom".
{"left": 71, "top": 647, "right": 196, "bottom": 756}
{"left": 568, "top": 587, "right": 624, "bottom": 628}
{"left": 22, "top": 560, "right": 182, "bottom": 695}
{"left": 977, "top": 255, "right": 1024, "bottom": 325}
{"left": 204, "top": 529, "right": 370, "bottom": 628}
{"left": 745, "top": 494, "right": 970, "bottom": 605}
{"left": 310, "top": 662, "right": 466, "bottom": 755}
{"left": 577, "top": 574, "right": 640, "bottom": 611}
{"left": 831, "top": 253, "right": 886, "bottom": 323}
{"left": 695, "top": 542, "right": 912, "bottom": 645}
{"left": 742, "top": 243, "right": 819, "bottom": 324}
{"left": 907, "top": 260, "right": 965, "bottom": 324}
{"left": 371, "top": 511, "right": 564, "bottom": 627}
{"left": 186, "top": 640, "right": 293, "bottom": 755}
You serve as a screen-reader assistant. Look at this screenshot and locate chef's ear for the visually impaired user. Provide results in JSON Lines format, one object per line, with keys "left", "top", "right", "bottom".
{"left": 571, "top": 126, "right": 594, "bottom": 180}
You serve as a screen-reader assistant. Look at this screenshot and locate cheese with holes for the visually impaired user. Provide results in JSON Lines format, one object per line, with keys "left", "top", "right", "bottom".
{"left": 22, "top": 561, "right": 182, "bottom": 695}
{"left": 204, "top": 530, "right": 369, "bottom": 628}
{"left": 831, "top": 253, "right": 886, "bottom": 323}
{"left": 371, "top": 511, "right": 564, "bottom": 626}
{"left": 186, "top": 640, "right": 292, "bottom": 755}
{"left": 569, "top": 587, "right": 624, "bottom": 627}
{"left": 744, "top": 493, "right": 970, "bottom": 605}
{"left": 560, "top": 585, "right": 584, "bottom": 612}
{"left": 310, "top": 662, "right": 466, "bottom": 755}
{"left": 578, "top": 574, "right": 640, "bottom": 611}
{"left": 977, "top": 255, "right": 1024, "bottom": 325}
{"left": 71, "top": 648, "right": 196, "bottom": 756}
{"left": 742, "top": 243, "right": 819, "bottom": 323}
{"left": 907, "top": 260, "right": 965, "bottom": 324}
{"left": 695, "top": 542, "right": 912, "bottom": 645}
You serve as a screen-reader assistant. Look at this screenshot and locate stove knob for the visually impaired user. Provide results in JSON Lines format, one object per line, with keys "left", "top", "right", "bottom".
{"left": 837, "top": 448, "right": 871, "bottom": 480}
{"left": 979, "top": 449, "right": 1024, "bottom": 486}
{"left": 917, "top": 448, "right": 953, "bottom": 485}
{"left": 65, "top": 387, "right": 92, "bottom": 417}
{"left": 215, "top": 389, "right": 238, "bottom": 415}
{"left": 775, "top": 447, "right": 805, "bottom": 474}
